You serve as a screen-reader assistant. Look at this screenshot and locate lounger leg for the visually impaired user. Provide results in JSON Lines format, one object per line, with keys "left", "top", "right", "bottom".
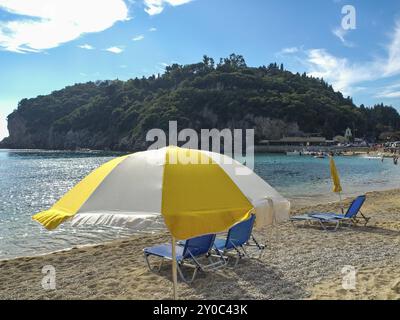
{"left": 359, "top": 211, "right": 370, "bottom": 226}
{"left": 233, "top": 250, "right": 242, "bottom": 267}
{"left": 251, "top": 235, "right": 266, "bottom": 259}
{"left": 318, "top": 220, "right": 328, "bottom": 231}
{"left": 328, "top": 221, "right": 340, "bottom": 232}
{"left": 349, "top": 220, "right": 354, "bottom": 228}
{"left": 177, "top": 263, "right": 199, "bottom": 284}
{"left": 208, "top": 250, "right": 228, "bottom": 267}
{"left": 144, "top": 254, "right": 164, "bottom": 273}
{"left": 241, "top": 245, "right": 251, "bottom": 259}
{"left": 219, "top": 248, "right": 241, "bottom": 268}
{"left": 318, "top": 219, "right": 341, "bottom": 232}
{"left": 334, "top": 221, "right": 340, "bottom": 231}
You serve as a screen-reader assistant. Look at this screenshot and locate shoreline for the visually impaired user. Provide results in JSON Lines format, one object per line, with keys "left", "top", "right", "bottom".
{"left": 0, "top": 186, "right": 397, "bottom": 263}
{"left": 0, "top": 146, "right": 386, "bottom": 155}
{"left": 1, "top": 187, "right": 399, "bottom": 262}
{"left": 1, "top": 188, "right": 399, "bottom": 299}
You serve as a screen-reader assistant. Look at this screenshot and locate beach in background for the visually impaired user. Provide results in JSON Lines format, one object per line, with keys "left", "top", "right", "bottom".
{"left": 1, "top": 149, "right": 400, "bottom": 260}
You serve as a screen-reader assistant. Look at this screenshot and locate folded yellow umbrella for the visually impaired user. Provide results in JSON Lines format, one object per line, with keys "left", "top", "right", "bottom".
{"left": 330, "top": 156, "right": 342, "bottom": 193}
{"left": 330, "top": 156, "right": 344, "bottom": 213}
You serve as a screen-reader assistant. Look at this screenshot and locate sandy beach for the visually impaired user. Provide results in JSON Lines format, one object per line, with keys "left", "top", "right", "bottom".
{"left": 0, "top": 189, "right": 399, "bottom": 300}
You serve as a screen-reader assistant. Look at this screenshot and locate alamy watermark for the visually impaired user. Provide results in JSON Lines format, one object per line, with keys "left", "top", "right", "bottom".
{"left": 341, "top": 5, "right": 356, "bottom": 30}
{"left": 40, "top": 260, "right": 99, "bottom": 292}
{"left": 41, "top": 265, "right": 56, "bottom": 290}
{"left": 341, "top": 265, "right": 356, "bottom": 290}
{"left": 146, "top": 121, "right": 254, "bottom": 175}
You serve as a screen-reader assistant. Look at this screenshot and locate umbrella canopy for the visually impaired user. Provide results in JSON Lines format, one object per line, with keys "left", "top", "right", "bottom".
{"left": 330, "top": 157, "right": 342, "bottom": 193}
{"left": 33, "top": 146, "right": 290, "bottom": 239}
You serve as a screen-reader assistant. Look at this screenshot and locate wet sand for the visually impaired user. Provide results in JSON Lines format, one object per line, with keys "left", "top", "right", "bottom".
{"left": 0, "top": 189, "right": 399, "bottom": 300}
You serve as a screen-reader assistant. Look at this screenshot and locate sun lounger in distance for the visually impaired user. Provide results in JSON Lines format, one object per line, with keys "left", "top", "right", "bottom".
{"left": 290, "top": 195, "right": 369, "bottom": 231}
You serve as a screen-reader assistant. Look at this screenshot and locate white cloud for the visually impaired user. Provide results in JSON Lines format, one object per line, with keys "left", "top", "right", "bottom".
{"left": 384, "top": 21, "right": 400, "bottom": 76}
{"left": 332, "top": 27, "right": 354, "bottom": 47}
{"left": 0, "top": 123, "right": 7, "bottom": 139}
{"left": 377, "top": 90, "right": 400, "bottom": 99}
{"left": 156, "top": 62, "right": 170, "bottom": 73}
{"left": 0, "top": 100, "right": 16, "bottom": 140}
{"left": 144, "top": 0, "right": 192, "bottom": 16}
{"left": 0, "top": 114, "right": 8, "bottom": 140}
{"left": 280, "top": 19, "right": 400, "bottom": 98}
{"left": 376, "top": 83, "right": 400, "bottom": 99}
{"left": 280, "top": 47, "right": 300, "bottom": 54}
{"left": 149, "top": 27, "right": 157, "bottom": 32}
{"left": 132, "top": 35, "right": 144, "bottom": 41}
{"left": 332, "top": 27, "right": 346, "bottom": 43}
{"left": 105, "top": 46, "right": 124, "bottom": 54}
{"left": 306, "top": 49, "right": 376, "bottom": 95}
{"left": 78, "top": 44, "right": 94, "bottom": 50}
{"left": 0, "top": 0, "right": 128, "bottom": 53}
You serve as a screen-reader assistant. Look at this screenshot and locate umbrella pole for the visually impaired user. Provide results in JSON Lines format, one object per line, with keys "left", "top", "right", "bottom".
{"left": 338, "top": 191, "right": 344, "bottom": 214}
{"left": 172, "top": 236, "right": 178, "bottom": 300}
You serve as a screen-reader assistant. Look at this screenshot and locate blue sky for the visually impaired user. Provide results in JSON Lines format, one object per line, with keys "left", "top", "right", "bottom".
{"left": 1, "top": 0, "right": 400, "bottom": 139}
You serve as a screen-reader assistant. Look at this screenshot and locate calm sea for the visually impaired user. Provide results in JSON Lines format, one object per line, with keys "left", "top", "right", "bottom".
{"left": 1, "top": 149, "right": 399, "bottom": 259}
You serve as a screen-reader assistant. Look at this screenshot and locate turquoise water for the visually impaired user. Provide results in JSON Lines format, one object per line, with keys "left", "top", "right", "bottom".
{"left": 254, "top": 154, "right": 400, "bottom": 206}
{"left": 0, "top": 149, "right": 399, "bottom": 259}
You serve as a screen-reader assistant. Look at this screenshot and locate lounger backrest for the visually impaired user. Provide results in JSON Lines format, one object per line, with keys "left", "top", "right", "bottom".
{"left": 183, "top": 234, "right": 216, "bottom": 258}
{"left": 345, "top": 195, "right": 366, "bottom": 218}
{"left": 225, "top": 214, "right": 256, "bottom": 250}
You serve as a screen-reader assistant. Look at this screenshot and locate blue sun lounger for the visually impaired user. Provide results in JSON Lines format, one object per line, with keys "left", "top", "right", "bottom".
{"left": 143, "top": 234, "right": 225, "bottom": 283}
{"left": 290, "top": 195, "right": 368, "bottom": 231}
{"left": 213, "top": 214, "right": 265, "bottom": 266}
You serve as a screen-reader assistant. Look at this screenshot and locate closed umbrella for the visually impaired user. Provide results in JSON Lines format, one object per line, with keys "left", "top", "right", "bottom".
{"left": 329, "top": 156, "right": 344, "bottom": 213}
{"left": 33, "top": 146, "right": 290, "bottom": 298}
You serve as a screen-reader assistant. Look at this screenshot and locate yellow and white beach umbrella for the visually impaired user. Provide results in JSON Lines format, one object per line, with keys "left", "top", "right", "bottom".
{"left": 33, "top": 146, "right": 290, "bottom": 298}
{"left": 33, "top": 146, "right": 290, "bottom": 238}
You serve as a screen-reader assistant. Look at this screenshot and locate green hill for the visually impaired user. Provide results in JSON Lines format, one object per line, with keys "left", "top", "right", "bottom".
{"left": 1, "top": 54, "right": 399, "bottom": 150}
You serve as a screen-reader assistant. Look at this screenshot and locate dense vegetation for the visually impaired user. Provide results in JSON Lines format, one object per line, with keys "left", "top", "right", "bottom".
{"left": 2, "top": 54, "right": 400, "bottom": 150}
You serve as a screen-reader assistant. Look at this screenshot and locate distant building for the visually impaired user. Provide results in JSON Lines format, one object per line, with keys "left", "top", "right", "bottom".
{"left": 259, "top": 136, "right": 335, "bottom": 146}
{"left": 333, "top": 135, "right": 346, "bottom": 143}
{"left": 345, "top": 128, "right": 353, "bottom": 142}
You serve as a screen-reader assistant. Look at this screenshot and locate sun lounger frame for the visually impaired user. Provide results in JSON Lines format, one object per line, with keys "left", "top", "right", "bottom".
{"left": 213, "top": 215, "right": 265, "bottom": 266}
{"left": 144, "top": 235, "right": 226, "bottom": 283}
{"left": 290, "top": 195, "right": 368, "bottom": 231}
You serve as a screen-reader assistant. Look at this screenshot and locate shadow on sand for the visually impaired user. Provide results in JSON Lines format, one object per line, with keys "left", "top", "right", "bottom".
{"left": 155, "top": 257, "right": 306, "bottom": 300}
